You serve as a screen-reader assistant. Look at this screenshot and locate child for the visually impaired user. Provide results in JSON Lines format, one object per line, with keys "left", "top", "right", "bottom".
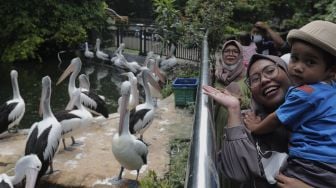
{"left": 245, "top": 20, "right": 336, "bottom": 187}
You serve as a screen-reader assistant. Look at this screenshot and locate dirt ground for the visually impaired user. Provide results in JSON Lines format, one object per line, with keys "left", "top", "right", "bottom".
{"left": 0, "top": 94, "right": 193, "bottom": 188}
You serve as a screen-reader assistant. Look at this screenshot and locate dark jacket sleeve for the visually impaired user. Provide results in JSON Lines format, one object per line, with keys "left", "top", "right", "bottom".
{"left": 217, "top": 125, "right": 263, "bottom": 182}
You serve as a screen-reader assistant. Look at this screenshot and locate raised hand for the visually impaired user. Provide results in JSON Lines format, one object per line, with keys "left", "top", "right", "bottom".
{"left": 202, "top": 85, "right": 240, "bottom": 109}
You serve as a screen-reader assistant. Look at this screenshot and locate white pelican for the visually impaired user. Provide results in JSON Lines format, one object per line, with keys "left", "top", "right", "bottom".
{"left": 0, "top": 154, "right": 41, "bottom": 188}
{"left": 25, "top": 76, "right": 62, "bottom": 180}
{"left": 117, "top": 72, "right": 139, "bottom": 113}
{"left": 111, "top": 43, "right": 141, "bottom": 73}
{"left": 0, "top": 70, "right": 25, "bottom": 135}
{"left": 56, "top": 57, "right": 109, "bottom": 118}
{"left": 54, "top": 90, "right": 93, "bottom": 151}
{"left": 95, "top": 38, "right": 110, "bottom": 61}
{"left": 79, "top": 74, "right": 105, "bottom": 101}
{"left": 129, "top": 69, "right": 161, "bottom": 142}
{"left": 112, "top": 81, "right": 148, "bottom": 181}
{"left": 84, "top": 42, "right": 94, "bottom": 60}
{"left": 160, "top": 44, "right": 177, "bottom": 71}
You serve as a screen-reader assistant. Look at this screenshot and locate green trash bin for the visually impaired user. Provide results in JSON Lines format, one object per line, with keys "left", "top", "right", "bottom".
{"left": 172, "top": 78, "right": 199, "bottom": 107}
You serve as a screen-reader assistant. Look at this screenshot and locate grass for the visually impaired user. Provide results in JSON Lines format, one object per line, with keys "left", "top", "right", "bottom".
{"left": 140, "top": 138, "right": 191, "bottom": 188}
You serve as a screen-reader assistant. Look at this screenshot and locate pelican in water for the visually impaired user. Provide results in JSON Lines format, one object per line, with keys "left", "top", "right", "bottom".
{"left": 25, "top": 76, "right": 62, "bottom": 180}
{"left": 56, "top": 57, "right": 109, "bottom": 118}
{"left": 0, "top": 154, "right": 41, "bottom": 188}
{"left": 54, "top": 90, "right": 93, "bottom": 151}
{"left": 129, "top": 69, "right": 161, "bottom": 142}
{"left": 0, "top": 70, "right": 25, "bottom": 135}
{"left": 112, "top": 81, "right": 148, "bottom": 181}
{"left": 95, "top": 38, "right": 110, "bottom": 61}
{"left": 84, "top": 42, "right": 94, "bottom": 61}
{"left": 117, "top": 72, "right": 139, "bottom": 113}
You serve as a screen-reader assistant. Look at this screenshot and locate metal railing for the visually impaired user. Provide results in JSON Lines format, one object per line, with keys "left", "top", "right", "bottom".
{"left": 184, "top": 31, "right": 220, "bottom": 188}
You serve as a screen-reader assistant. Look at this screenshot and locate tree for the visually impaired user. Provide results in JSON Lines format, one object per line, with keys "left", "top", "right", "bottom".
{"left": 0, "top": 0, "right": 108, "bottom": 63}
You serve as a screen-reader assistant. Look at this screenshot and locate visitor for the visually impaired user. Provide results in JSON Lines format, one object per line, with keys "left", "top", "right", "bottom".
{"left": 203, "top": 54, "right": 310, "bottom": 187}
{"left": 245, "top": 20, "right": 336, "bottom": 188}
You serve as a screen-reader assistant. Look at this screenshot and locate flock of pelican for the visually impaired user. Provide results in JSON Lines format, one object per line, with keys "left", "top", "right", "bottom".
{"left": 0, "top": 41, "right": 175, "bottom": 187}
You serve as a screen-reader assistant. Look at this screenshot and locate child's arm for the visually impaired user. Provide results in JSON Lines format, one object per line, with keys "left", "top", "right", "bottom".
{"left": 244, "top": 112, "right": 282, "bottom": 134}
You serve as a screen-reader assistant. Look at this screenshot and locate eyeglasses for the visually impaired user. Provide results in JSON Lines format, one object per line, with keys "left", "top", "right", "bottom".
{"left": 245, "top": 64, "right": 280, "bottom": 88}
{"left": 223, "top": 49, "right": 239, "bottom": 55}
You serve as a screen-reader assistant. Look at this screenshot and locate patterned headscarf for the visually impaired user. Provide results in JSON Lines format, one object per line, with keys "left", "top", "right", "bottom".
{"left": 215, "top": 40, "right": 245, "bottom": 86}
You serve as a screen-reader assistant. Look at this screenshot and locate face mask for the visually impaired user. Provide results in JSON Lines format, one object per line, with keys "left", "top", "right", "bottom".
{"left": 252, "top": 35, "right": 263, "bottom": 43}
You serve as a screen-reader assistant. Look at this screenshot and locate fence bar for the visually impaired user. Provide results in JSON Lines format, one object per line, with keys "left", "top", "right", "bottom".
{"left": 185, "top": 31, "right": 219, "bottom": 188}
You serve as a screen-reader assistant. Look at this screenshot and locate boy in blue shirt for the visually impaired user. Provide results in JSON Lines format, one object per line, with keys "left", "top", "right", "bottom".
{"left": 245, "top": 20, "right": 336, "bottom": 187}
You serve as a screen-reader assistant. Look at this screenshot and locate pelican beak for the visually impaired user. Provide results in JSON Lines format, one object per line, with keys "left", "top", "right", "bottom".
{"left": 56, "top": 61, "right": 76, "bottom": 85}
{"left": 145, "top": 70, "right": 161, "bottom": 92}
{"left": 25, "top": 168, "right": 39, "bottom": 188}
{"left": 120, "top": 72, "right": 129, "bottom": 77}
{"left": 118, "top": 93, "right": 128, "bottom": 135}
{"left": 153, "top": 63, "right": 165, "bottom": 83}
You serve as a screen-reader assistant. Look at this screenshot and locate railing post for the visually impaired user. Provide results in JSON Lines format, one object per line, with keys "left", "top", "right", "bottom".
{"left": 185, "top": 30, "right": 220, "bottom": 188}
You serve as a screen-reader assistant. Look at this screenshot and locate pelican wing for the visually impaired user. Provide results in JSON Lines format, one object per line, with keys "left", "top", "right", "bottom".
{"left": 0, "top": 174, "right": 13, "bottom": 188}
{"left": 8, "top": 100, "right": 25, "bottom": 121}
{"left": 0, "top": 103, "right": 16, "bottom": 133}
{"left": 129, "top": 108, "right": 151, "bottom": 134}
{"left": 54, "top": 110, "right": 80, "bottom": 122}
{"left": 134, "top": 140, "right": 148, "bottom": 164}
{"left": 81, "top": 91, "right": 109, "bottom": 118}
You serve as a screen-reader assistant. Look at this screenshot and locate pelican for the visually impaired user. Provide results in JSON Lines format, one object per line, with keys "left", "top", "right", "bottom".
{"left": 117, "top": 72, "right": 139, "bottom": 113}
{"left": 54, "top": 90, "right": 93, "bottom": 151}
{"left": 79, "top": 74, "right": 105, "bottom": 101}
{"left": 56, "top": 57, "right": 109, "bottom": 118}
{"left": 95, "top": 38, "right": 110, "bottom": 61}
{"left": 96, "top": 67, "right": 109, "bottom": 90}
{"left": 84, "top": 42, "right": 94, "bottom": 60}
{"left": 112, "top": 81, "right": 148, "bottom": 181}
{"left": 0, "top": 70, "right": 25, "bottom": 135}
{"left": 159, "top": 44, "right": 177, "bottom": 71}
{"left": 0, "top": 154, "right": 41, "bottom": 188}
{"left": 25, "top": 76, "right": 62, "bottom": 180}
{"left": 111, "top": 43, "right": 141, "bottom": 73}
{"left": 129, "top": 69, "right": 161, "bottom": 142}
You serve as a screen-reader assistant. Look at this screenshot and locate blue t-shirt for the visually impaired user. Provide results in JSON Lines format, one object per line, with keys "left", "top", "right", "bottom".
{"left": 276, "top": 82, "right": 336, "bottom": 163}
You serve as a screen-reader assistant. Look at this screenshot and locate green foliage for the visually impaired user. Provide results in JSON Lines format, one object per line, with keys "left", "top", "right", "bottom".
{"left": 0, "top": 0, "right": 108, "bottom": 63}
{"left": 153, "top": 0, "right": 185, "bottom": 49}
{"left": 140, "top": 139, "right": 190, "bottom": 188}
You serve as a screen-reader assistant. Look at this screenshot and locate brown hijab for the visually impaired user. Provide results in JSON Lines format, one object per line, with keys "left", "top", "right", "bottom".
{"left": 215, "top": 40, "right": 245, "bottom": 86}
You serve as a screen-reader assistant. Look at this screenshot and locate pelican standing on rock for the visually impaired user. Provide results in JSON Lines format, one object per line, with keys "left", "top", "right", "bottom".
{"left": 129, "top": 69, "right": 161, "bottom": 142}
{"left": 56, "top": 57, "right": 109, "bottom": 118}
{"left": 54, "top": 90, "right": 93, "bottom": 151}
{"left": 0, "top": 154, "right": 41, "bottom": 188}
{"left": 112, "top": 81, "right": 148, "bottom": 181}
{"left": 25, "top": 76, "right": 62, "bottom": 180}
{"left": 0, "top": 70, "right": 25, "bottom": 135}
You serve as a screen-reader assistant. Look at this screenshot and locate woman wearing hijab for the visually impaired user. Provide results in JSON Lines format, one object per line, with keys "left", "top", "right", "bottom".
{"left": 213, "top": 40, "right": 251, "bottom": 163}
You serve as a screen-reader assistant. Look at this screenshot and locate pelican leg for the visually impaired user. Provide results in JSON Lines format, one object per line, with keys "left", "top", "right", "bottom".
{"left": 8, "top": 125, "right": 19, "bottom": 133}
{"left": 47, "top": 161, "right": 59, "bottom": 175}
{"left": 117, "top": 166, "right": 125, "bottom": 180}
{"left": 138, "top": 135, "right": 150, "bottom": 146}
{"left": 71, "top": 136, "right": 84, "bottom": 146}
{"left": 136, "top": 169, "right": 140, "bottom": 181}
{"left": 63, "top": 138, "right": 75, "bottom": 151}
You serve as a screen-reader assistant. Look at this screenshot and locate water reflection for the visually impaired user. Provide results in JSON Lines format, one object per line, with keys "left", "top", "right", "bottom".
{"left": 0, "top": 58, "right": 121, "bottom": 129}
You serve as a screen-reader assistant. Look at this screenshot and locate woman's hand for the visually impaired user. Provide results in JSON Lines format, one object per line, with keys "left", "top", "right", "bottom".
{"left": 276, "top": 173, "right": 312, "bottom": 188}
{"left": 202, "top": 85, "right": 240, "bottom": 110}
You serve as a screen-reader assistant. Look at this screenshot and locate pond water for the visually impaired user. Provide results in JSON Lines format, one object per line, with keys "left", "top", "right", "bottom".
{"left": 0, "top": 56, "right": 125, "bottom": 129}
